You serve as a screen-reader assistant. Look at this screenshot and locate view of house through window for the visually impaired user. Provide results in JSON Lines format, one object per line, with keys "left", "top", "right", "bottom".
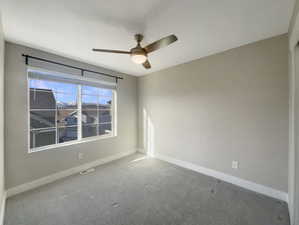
{"left": 29, "top": 76, "right": 114, "bottom": 151}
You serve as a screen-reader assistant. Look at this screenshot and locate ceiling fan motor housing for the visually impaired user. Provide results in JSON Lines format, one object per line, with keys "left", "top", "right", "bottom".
{"left": 130, "top": 47, "right": 147, "bottom": 64}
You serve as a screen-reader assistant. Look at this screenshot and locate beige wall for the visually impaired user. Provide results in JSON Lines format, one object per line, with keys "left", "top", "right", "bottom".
{"left": 0, "top": 13, "right": 5, "bottom": 210}
{"left": 292, "top": 46, "right": 299, "bottom": 225}
{"left": 289, "top": 0, "right": 299, "bottom": 223}
{"left": 4, "top": 42, "right": 138, "bottom": 188}
{"left": 138, "top": 34, "right": 289, "bottom": 192}
{"left": 288, "top": 48, "right": 295, "bottom": 225}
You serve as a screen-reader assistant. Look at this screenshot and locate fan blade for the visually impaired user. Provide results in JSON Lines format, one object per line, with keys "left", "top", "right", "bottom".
{"left": 142, "top": 60, "right": 151, "bottom": 69}
{"left": 92, "top": 49, "right": 131, "bottom": 54}
{"left": 144, "top": 34, "right": 178, "bottom": 54}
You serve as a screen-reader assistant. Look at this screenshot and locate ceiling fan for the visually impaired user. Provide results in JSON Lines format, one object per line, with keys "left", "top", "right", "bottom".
{"left": 92, "top": 34, "right": 178, "bottom": 69}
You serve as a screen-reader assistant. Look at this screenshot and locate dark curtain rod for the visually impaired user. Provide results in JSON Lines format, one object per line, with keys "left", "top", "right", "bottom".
{"left": 22, "top": 54, "right": 123, "bottom": 81}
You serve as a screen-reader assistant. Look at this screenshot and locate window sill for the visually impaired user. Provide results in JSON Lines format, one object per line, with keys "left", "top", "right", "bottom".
{"left": 29, "top": 134, "right": 116, "bottom": 153}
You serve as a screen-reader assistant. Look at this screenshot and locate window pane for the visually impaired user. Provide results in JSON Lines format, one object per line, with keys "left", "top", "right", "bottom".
{"left": 29, "top": 78, "right": 77, "bottom": 94}
{"left": 58, "top": 127, "right": 78, "bottom": 143}
{"left": 82, "top": 95, "right": 97, "bottom": 109}
{"left": 99, "top": 89, "right": 113, "bottom": 97}
{"left": 30, "top": 128, "right": 56, "bottom": 148}
{"left": 29, "top": 79, "right": 58, "bottom": 91}
{"left": 82, "top": 110, "right": 98, "bottom": 125}
{"left": 82, "top": 85, "right": 113, "bottom": 97}
{"left": 30, "top": 89, "right": 56, "bottom": 109}
{"left": 82, "top": 125, "right": 97, "bottom": 138}
{"left": 30, "top": 110, "right": 55, "bottom": 129}
{"left": 98, "top": 96, "right": 112, "bottom": 106}
{"left": 57, "top": 110, "right": 77, "bottom": 127}
{"left": 82, "top": 86, "right": 99, "bottom": 95}
{"left": 30, "top": 78, "right": 115, "bottom": 148}
{"left": 99, "top": 110, "right": 111, "bottom": 123}
{"left": 98, "top": 123, "right": 112, "bottom": 135}
{"left": 55, "top": 93, "right": 77, "bottom": 109}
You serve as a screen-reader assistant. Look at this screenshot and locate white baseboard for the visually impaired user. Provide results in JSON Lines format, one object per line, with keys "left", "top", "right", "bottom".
{"left": 7, "top": 150, "right": 136, "bottom": 198}
{"left": 0, "top": 192, "right": 6, "bottom": 225}
{"left": 155, "top": 153, "right": 288, "bottom": 202}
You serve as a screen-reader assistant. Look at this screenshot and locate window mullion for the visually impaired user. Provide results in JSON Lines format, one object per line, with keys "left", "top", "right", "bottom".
{"left": 32, "top": 131, "right": 36, "bottom": 148}
{"left": 112, "top": 90, "right": 116, "bottom": 136}
{"left": 78, "top": 85, "right": 82, "bottom": 140}
{"left": 55, "top": 104, "right": 58, "bottom": 144}
{"left": 97, "top": 95, "right": 99, "bottom": 136}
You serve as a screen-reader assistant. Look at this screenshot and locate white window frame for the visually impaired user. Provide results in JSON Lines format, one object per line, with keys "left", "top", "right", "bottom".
{"left": 27, "top": 67, "right": 117, "bottom": 153}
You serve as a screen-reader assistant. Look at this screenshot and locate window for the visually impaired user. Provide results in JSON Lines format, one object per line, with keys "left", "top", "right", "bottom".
{"left": 81, "top": 86, "right": 113, "bottom": 138}
{"left": 29, "top": 70, "right": 116, "bottom": 152}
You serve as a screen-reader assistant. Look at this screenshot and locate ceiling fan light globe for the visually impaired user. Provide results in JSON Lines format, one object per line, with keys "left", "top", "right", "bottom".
{"left": 131, "top": 54, "right": 147, "bottom": 64}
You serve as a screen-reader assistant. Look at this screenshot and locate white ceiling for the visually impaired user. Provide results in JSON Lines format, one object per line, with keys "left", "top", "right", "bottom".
{"left": 1, "top": 0, "right": 295, "bottom": 76}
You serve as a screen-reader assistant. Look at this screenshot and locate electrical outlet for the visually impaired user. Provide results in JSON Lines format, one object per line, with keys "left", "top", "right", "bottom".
{"left": 232, "top": 161, "right": 239, "bottom": 169}
{"left": 78, "top": 152, "right": 84, "bottom": 160}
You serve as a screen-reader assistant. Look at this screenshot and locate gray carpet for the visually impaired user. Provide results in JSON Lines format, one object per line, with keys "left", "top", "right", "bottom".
{"left": 5, "top": 153, "right": 289, "bottom": 225}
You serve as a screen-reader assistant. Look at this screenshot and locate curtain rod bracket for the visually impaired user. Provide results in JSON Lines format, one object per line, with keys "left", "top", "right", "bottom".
{"left": 25, "top": 55, "right": 29, "bottom": 65}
